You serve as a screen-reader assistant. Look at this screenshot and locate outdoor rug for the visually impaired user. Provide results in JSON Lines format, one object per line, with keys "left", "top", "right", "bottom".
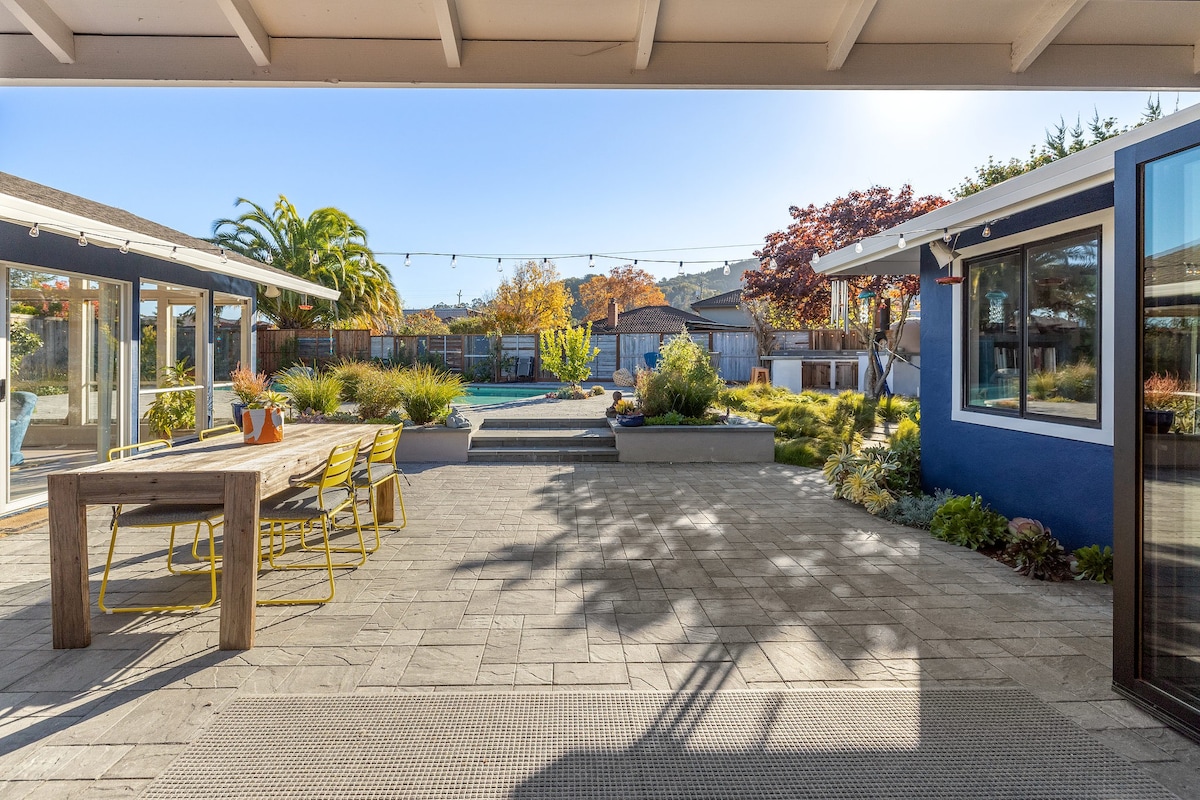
{"left": 142, "top": 689, "right": 1174, "bottom": 799}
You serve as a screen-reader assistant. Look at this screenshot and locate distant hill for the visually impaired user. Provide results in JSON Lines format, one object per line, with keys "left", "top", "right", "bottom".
{"left": 657, "top": 258, "right": 755, "bottom": 310}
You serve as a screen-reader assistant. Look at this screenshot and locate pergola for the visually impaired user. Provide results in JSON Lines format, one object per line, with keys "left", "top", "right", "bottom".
{"left": 1, "top": 0, "right": 1199, "bottom": 90}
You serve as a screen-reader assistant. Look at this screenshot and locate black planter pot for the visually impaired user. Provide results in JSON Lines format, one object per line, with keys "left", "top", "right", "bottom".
{"left": 1144, "top": 408, "right": 1175, "bottom": 434}
{"left": 617, "top": 413, "right": 645, "bottom": 427}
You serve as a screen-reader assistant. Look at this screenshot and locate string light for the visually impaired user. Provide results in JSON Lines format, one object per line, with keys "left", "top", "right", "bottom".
{"left": 264, "top": 251, "right": 273, "bottom": 265}
{"left": 588, "top": 254, "right": 595, "bottom": 269}
{"left": 219, "top": 247, "right": 228, "bottom": 263}
{"left": 677, "top": 261, "right": 684, "bottom": 276}
{"left": 171, "top": 246, "right": 178, "bottom": 259}
{"left": 723, "top": 261, "right": 730, "bottom": 276}
{"left": 982, "top": 223, "right": 992, "bottom": 238}
{"left": 943, "top": 228, "right": 952, "bottom": 243}
{"left": 310, "top": 249, "right": 320, "bottom": 265}
{"left": 28, "top": 223, "right": 39, "bottom": 238}
{"left": 897, "top": 234, "right": 907, "bottom": 249}
{"left": 119, "top": 240, "right": 130, "bottom": 254}
{"left": 359, "top": 253, "right": 367, "bottom": 266}
{"left": 77, "top": 232, "right": 87, "bottom": 246}
{"left": 451, "top": 254, "right": 457, "bottom": 268}
{"left": 810, "top": 252, "right": 820, "bottom": 266}
{"left": 855, "top": 241, "right": 863, "bottom": 253}
{"left": 404, "top": 254, "right": 411, "bottom": 267}
{"left": 496, "top": 258, "right": 502, "bottom": 272}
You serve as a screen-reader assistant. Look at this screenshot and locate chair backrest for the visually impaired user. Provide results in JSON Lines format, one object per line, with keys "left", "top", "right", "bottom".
{"left": 364, "top": 425, "right": 402, "bottom": 481}
{"left": 317, "top": 439, "right": 361, "bottom": 508}
{"left": 199, "top": 424, "right": 240, "bottom": 441}
{"left": 107, "top": 439, "right": 172, "bottom": 462}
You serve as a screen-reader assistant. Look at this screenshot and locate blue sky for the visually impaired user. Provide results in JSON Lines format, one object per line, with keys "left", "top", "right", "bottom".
{"left": 0, "top": 87, "right": 1190, "bottom": 307}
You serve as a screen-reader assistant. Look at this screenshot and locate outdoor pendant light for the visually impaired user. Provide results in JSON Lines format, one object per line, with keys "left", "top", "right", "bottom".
{"left": 264, "top": 285, "right": 281, "bottom": 298}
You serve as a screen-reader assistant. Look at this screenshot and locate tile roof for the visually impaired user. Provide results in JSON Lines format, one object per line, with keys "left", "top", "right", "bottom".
{"left": 690, "top": 288, "right": 742, "bottom": 309}
{"left": 589, "top": 305, "right": 748, "bottom": 334}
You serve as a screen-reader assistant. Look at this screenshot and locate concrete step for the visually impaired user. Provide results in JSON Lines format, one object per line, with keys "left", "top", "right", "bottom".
{"left": 466, "top": 447, "right": 620, "bottom": 463}
{"left": 470, "top": 428, "right": 615, "bottom": 449}
{"left": 479, "top": 417, "right": 609, "bottom": 430}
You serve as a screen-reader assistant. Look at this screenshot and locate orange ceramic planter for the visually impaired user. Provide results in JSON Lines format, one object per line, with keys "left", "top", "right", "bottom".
{"left": 242, "top": 408, "right": 284, "bottom": 444}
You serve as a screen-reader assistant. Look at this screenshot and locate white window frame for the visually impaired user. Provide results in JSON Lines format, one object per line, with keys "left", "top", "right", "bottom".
{"left": 949, "top": 208, "right": 1114, "bottom": 446}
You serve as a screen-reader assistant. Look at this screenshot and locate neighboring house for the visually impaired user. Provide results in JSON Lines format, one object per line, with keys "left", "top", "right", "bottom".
{"left": 690, "top": 289, "right": 754, "bottom": 328}
{"left": 0, "top": 171, "right": 334, "bottom": 515}
{"left": 403, "top": 307, "right": 477, "bottom": 322}
{"left": 588, "top": 301, "right": 748, "bottom": 335}
{"left": 813, "top": 103, "right": 1200, "bottom": 742}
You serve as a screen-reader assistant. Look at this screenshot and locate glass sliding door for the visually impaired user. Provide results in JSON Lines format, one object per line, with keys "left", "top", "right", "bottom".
{"left": 6, "top": 269, "right": 125, "bottom": 506}
{"left": 1141, "top": 143, "right": 1200, "bottom": 709}
{"left": 139, "top": 282, "right": 205, "bottom": 440}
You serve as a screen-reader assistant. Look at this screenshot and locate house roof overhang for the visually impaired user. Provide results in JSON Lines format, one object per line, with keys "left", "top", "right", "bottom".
{"left": 0, "top": 176, "right": 339, "bottom": 300}
{"left": 813, "top": 101, "right": 1200, "bottom": 278}
{"left": 4, "top": 1, "right": 1200, "bottom": 90}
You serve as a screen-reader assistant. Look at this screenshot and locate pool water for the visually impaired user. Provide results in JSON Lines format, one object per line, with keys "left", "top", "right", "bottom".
{"left": 457, "top": 385, "right": 549, "bottom": 406}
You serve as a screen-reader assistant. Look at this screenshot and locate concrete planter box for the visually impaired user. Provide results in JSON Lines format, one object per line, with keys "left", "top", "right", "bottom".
{"left": 608, "top": 416, "right": 775, "bottom": 463}
{"left": 396, "top": 423, "right": 472, "bottom": 463}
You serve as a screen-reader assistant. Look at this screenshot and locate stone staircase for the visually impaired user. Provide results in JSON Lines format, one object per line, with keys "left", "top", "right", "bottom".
{"left": 467, "top": 417, "right": 618, "bottom": 463}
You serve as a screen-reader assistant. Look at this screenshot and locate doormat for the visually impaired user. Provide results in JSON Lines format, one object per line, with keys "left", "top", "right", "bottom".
{"left": 142, "top": 689, "right": 1174, "bottom": 799}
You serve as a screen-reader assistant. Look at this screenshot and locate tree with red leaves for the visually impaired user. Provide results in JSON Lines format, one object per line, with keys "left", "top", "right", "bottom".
{"left": 744, "top": 185, "right": 946, "bottom": 398}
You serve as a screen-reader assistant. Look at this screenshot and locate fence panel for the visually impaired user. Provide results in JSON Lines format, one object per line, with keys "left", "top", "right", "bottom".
{"left": 619, "top": 334, "right": 662, "bottom": 373}
{"left": 712, "top": 332, "right": 757, "bottom": 382}
{"left": 590, "top": 335, "right": 618, "bottom": 381}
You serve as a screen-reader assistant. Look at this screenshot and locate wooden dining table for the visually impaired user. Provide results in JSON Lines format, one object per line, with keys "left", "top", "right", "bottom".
{"left": 48, "top": 423, "right": 391, "bottom": 651}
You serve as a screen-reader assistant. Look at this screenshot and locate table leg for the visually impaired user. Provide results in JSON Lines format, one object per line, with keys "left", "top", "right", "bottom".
{"left": 219, "top": 472, "right": 260, "bottom": 650}
{"left": 48, "top": 474, "right": 90, "bottom": 649}
{"left": 374, "top": 480, "right": 395, "bottom": 524}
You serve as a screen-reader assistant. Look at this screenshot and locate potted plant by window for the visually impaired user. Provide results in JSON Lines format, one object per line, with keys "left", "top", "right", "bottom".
{"left": 229, "top": 364, "right": 270, "bottom": 431}
{"left": 1144, "top": 373, "right": 1183, "bottom": 434}
{"left": 243, "top": 390, "right": 287, "bottom": 444}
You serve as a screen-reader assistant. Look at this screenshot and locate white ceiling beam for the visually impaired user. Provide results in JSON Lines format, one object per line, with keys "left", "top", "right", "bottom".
{"left": 826, "top": 0, "right": 877, "bottom": 71}
{"left": 1011, "top": 0, "right": 1090, "bottom": 73}
{"left": 432, "top": 0, "right": 462, "bottom": 69}
{"left": 634, "top": 0, "right": 662, "bottom": 71}
{"left": 215, "top": 0, "right": 271, "bottom": 67}
{"left": 0, "top": 0, "right": 75, "bottom": 64}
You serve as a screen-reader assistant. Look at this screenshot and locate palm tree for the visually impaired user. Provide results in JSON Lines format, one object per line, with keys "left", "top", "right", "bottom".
{"left": 211, "top": 196, "right": 402, "bottom": 330}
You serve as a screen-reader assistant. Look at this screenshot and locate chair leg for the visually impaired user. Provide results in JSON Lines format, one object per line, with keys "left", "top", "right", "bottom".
{"left": 168, "top": 522, "right": 224, "bottom": 576}
{"left": 257, "top": 519, "right": 336, "bottom": 606}
{"left": 99, "top": 518, "right": 219, "bottom": 614}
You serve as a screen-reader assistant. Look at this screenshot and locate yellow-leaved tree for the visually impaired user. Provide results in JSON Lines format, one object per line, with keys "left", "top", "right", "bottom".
{"left": 492, "top": 260, "right": 573, "bottom": 333}
{"left": 579, "top": 265, "right": 666, "bottom": 321}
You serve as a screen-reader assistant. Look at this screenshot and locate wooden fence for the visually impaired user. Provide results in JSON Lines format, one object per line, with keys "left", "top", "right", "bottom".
{"left": 257, "top": 328, "right": 861, "bottom": 384}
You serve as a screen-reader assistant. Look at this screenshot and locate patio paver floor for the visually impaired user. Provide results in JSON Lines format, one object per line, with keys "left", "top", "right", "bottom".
{"left": 0, "top": 452, "right": 1198, "bottom": 797}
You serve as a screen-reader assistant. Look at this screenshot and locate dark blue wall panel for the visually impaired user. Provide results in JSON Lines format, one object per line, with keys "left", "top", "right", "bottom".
{"left": 919, "top": 187, "right": 1115, "bottom": 551}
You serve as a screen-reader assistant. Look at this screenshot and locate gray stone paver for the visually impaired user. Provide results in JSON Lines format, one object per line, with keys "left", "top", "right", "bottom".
{"left": 0, "top": 441, "right": 1197, "bottom": 796}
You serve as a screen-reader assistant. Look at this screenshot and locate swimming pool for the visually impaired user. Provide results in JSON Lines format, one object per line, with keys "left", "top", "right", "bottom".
{"left": 456, "top": 385, "right": 549, "bottom": 406}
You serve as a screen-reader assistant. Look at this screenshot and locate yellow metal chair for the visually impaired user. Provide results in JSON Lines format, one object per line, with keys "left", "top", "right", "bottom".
{"left": 352, "top": 425, "right": 407, "bottom": 553}
{"left": 256, "top": 438, "right": 365, "bottom": 606}
{"left": 199, "top": 423, "right": 240, "bottom": 440}
{"left": 98, "top": 440, "right": 223, "bottom": 614}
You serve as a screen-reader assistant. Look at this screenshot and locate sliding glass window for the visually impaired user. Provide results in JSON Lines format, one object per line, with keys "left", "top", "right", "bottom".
{"left": 964, "top": 228, "right": 1100, "bottom": 425}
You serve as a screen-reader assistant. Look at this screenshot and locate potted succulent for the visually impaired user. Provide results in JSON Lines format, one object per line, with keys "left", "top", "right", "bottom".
{"left": 243, "top": 389, "right": 287, "bottom": 444}
{"left": 614, "top": 398, "right": 644, "bottom": 427}
{"left": 229, "top": 364, "right": 270, "bottom": 431}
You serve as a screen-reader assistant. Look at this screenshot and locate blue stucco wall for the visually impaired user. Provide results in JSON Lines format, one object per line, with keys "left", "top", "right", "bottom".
{"left": 918, "top": 188, "right": 1115, "bottom": 551}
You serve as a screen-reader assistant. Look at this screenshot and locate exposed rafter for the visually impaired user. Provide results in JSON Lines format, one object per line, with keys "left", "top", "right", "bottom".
{"left": 216, "top": 0, "right": 271, "bottom": 67}
{"left": 0, "top": 0, "right": 75, "bottom": 64}
{"left": 1011, "top": 0, "right": 1090, "bottom": 73}
{"left": 432, "top": 0, "right": 463, "bottom": 68}
{"left": 634, "top": 0, "right": 662, "bottom": 71}
{"left": 826, "top": 0, "right": 877, "bottom": 71}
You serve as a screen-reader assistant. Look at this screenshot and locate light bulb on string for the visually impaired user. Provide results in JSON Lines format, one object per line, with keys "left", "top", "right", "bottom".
{"left": 28, "top": 223, "right": 39, "bottom": 238}
{"left": 677, "top": 261, "right": 684, "bottom": 276}
{"left": 897, "top": 234, "right": 907, "bottom": 249}
{"left": 723, "top": 261, "right": 730, "bottom": 276}
{"left": 170, "top": 246, "right": 179, "bottom": 260}
{"left": 542, "top": 257, "right": 547, "bottom": 265}
{"left": 496, "top": 258, "right": 502, "bottom": 273}
{"left": 633, "top": 259, "right": 638, "bottom": 266}
{"left": 359, "top": 253, "right": 367, "bottom": 267}
{"left": 264, "top": 251, "right": 273, "bottom": 265}
{"left": 855, "top": 241, "right": 863, "bottom": 254}
{"left": 404, "top": 254, "right": 411, "bottom": 267}
{"left": 451, "top": 255, "right": 457, "bottom": 269}
{"left": 810, "top": 252, "right": 820, "bottom": 266}
{"left": 119, "top": 241, "right": 130, "bottom": 254}
{"left": 78, "top": 232, "right": 87, "bottom": 247}
{"left": 588, "top": 254, "right": 595, "bottom": 269}
{"left": 943, "top": 228, "right": 952, "bottom": 244}
{"left": 219, "top": 247, "right": 228, "bottom": 263}
{"left": 310, "top": 249, "right": 320, "bottom": 265}
{"left": 982, "top": 222, "right": 992, "bottom": 238}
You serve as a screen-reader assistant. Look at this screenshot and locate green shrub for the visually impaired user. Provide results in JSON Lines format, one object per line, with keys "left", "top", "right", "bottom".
{"left": 355, "top": 367, "right": 405, "bottom": 420}
{"left": 1073, "top": 544, "right": 1114, "bottom": 583}
{"left": 719, "top": 383, "right": 788, "bottom": 411}
{"left": 279, "top": 368, "right": 343, "bottom": 415}
{"left": 930, "top": 494, "right": 1008, "bottom": 550}
{"left": 774, "top": 438, "right": 825, "bottom": 467}
{"left": 823, "top": 444, "right": 896, "bottom": 513}
{"left": 638, "top": 330, "right": 723, "bottom": 418}
{"left": 1029, "top": 370, "right": 1057, "bottom": 401}
{"left": 1006, "top": 518, "right": 1069, "bottom": 580}
{"left": 591, "top": 385, "right": 605, "bottom": 396}
{"left": 330, "top": 359, "right": 378, "bottom": 402}
{"left": 885, "top": 421, "right": 921, "bottom": 495}
{"left": 539, "top": 322, "right": 600, "bottom": 388}
{"left": 646, "top": 410, "right": 687, "bottom": 425}
{"left": 881, "top": 489, "right": 956, "bottom": 530}
{"left": 398, "top": 363, "right": 466, "bottom": 425}
{"left": 143, "top": 359, "right": 196, "bottom": 438}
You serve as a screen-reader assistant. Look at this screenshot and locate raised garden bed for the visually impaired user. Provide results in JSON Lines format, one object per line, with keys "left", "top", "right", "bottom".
{"left": 395, "top": 423, "right": 472, "bottom": 463}
{"left": 608, "top": 416, "right": 775, "bottom": 463}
